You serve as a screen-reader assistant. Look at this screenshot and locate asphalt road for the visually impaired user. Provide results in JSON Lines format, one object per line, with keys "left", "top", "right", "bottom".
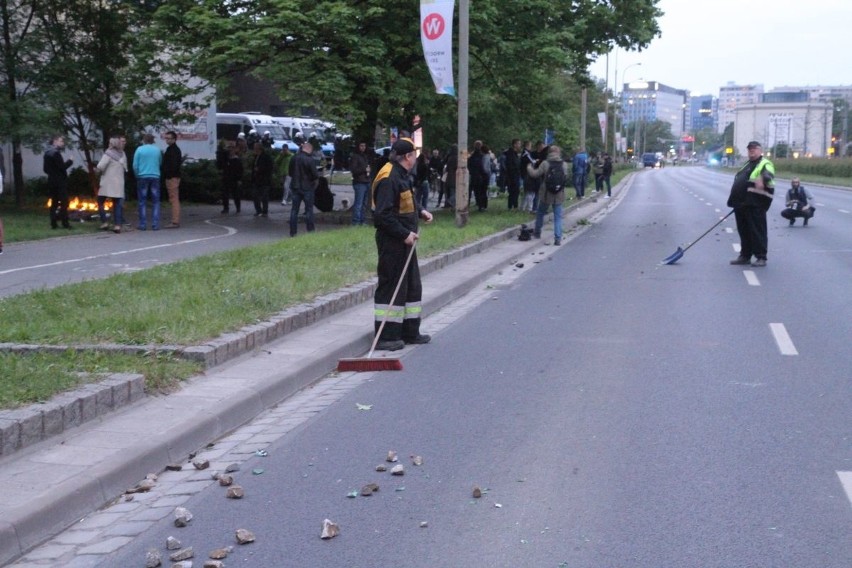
{"left": 0, "top": 189, "right": 357, "bottom": 299}
{"left": 62, "top": 168, "right": 852, "bottom": 566}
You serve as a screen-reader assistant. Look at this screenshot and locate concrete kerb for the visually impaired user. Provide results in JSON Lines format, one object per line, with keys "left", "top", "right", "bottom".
{"left": 0, "top": 186, "right": 625, "bottom": 566}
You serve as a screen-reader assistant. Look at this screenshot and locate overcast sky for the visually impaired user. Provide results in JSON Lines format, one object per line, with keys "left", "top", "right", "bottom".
{"left": 590, "top": 0, "right": 852, "bottom": 96}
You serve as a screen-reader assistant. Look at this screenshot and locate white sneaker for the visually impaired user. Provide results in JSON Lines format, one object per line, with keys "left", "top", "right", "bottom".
{"left": 603, "top": 195, "right": 610, "bottom": 199}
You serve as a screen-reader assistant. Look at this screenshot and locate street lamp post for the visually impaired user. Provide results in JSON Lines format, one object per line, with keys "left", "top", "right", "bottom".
{"left": 615, "top": 62, "right": 641, "bottom": 161}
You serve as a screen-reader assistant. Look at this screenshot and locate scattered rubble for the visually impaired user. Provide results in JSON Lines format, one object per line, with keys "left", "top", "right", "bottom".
{"left": 320, "top": 519, "right": 340, "bottom": 540}
{"left": 174, "top": 507, "right": 193, "bottom": 527}
{"left": 226, "top": 485, "right": 245, "bottom": 499}
{"left": 390, "top": 464, "right": 404, "bottom": 476}
{"left": 386, "top": 450, "right": 398, "bottom": 463}
{"left": 411, "top": 455, "right": 423, "bottom": 466}
{"left": 192, "top": 458, "right": 210, "bottom": 470}
{"left": 218, "top": 474, "right": 234, "bottom": 486}
{"left": 360, "top": 483, "right": 380, "bottom": 496}
{"left": 235, "top": 528, "right": 255, "bottom": 544}
{"left": 472, "top": 486, "right": 482, "bottom": 498}
{"left": 225, "top": 463, "right": 240, "bottom": 473}
{"left": 166, "top": 536, "right": 182, "bottom": 550}
{"left": 208, "top": 546, "right": 232, "bottom": 559}
{"left": 169, "top": 547, "right": 194, "bottom": 562}
{"left": 144, "top": 548, "right": 161, "bottom": 567}
{"left": 165, "top": 463, "right": 183, "bottom": 472}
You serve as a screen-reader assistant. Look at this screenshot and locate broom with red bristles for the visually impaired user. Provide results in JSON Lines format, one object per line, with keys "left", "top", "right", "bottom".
{"left": 337, "top": 238, "right": 418, "bottom": 372}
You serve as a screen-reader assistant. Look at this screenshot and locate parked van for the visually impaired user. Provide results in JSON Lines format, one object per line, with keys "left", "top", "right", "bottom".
{"left": 216, "top": 113, "right": 297, "bottom": 151}
{"left": 271, "top": 116, "right": 335, "bottom": 158}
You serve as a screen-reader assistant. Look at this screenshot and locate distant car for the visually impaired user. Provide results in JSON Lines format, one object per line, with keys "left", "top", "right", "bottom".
{"left": 642, "top": 152, "right": 661, "bottom": 168}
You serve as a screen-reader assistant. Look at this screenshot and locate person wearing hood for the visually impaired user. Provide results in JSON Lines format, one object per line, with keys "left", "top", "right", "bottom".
{"left": 527, "top": 145, "right": 569, "bottom": 246}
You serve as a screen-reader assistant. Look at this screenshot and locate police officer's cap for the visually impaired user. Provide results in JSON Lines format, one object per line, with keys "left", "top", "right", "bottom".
{"left": 391, "top": 138, "right": 415, "bottom": 156}
{"left": 746, "top": 140, "right": 762, "bottom": 149}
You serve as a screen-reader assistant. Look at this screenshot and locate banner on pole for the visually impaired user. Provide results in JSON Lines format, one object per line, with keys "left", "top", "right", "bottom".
{"left": 420, "top": 0, "right": 456, "bottom": 96}
{"left": 597, "top": 112, "right": 607, "bottom": 145}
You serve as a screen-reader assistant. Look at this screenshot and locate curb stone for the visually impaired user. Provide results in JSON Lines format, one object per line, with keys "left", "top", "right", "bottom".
{"left": 0, "top": 373, "right": 145, "bottom": 458}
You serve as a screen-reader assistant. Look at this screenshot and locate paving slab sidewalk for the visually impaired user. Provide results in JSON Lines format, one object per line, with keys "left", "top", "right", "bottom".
{"left": 0, "top": 186, "right": 625, "bottom": 565}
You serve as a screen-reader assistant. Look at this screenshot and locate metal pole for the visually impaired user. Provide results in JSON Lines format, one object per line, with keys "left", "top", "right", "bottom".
{"left": 604, "top": 53, "right": 609, "bottom": 155}
{"left": 454, "top": 0, "right": 470, "bottom": 228}
{"left": 580, "top": 87, "right": 587, "bottom": 152}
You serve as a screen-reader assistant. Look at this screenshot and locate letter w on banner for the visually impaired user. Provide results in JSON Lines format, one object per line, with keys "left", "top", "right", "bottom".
{"left": 420, "top": 0, "right": 455, "bottom": 96}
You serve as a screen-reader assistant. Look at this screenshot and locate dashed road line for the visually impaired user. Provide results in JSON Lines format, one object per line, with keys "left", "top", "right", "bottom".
{"left": 743, "top": 270, "right": 761, "bottom": 286}
{"left": 0, "top": 221, "right": 238, "bottom": 276}
{"left": 839, "top": 209, "right": 850, "bottom": 214}
{"left": 837, "top": 471, "right": 852, "bottom": 508}
{"left": 769, "top": 323, "right": 798, "bottom": 355}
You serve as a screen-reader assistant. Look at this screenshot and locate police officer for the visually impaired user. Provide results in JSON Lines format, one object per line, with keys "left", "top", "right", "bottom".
{"left": 371, "top": 138, "right": 433, "bottom": 351}
{"left": 727, "top": 141, "right": 775, "bottom": 267}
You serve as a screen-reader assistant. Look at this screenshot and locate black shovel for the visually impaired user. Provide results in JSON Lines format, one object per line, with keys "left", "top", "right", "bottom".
{"left": 661, "top": 210, "right": 734, "bottom": 265}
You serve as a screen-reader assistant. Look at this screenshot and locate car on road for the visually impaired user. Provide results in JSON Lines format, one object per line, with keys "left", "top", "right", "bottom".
{"left": 642, "top": 152, "right": 662, "bottom": 168}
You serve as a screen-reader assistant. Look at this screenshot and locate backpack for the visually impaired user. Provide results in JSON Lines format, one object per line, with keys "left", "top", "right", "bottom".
{"left": 314, "top": 177, "right": 334, "bottom": 212}
{"left": 544, "top": 160, "right": 566, "bottom": 194}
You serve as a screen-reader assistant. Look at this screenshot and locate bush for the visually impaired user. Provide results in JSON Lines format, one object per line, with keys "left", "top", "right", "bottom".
{"left": 773, "top": 158, "right": 852, "bottom": 179}
{"left": 177, "top": 159, "right": 222, "bottom": 204}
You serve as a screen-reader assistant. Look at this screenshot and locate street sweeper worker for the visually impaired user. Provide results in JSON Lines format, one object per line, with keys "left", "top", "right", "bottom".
{"left": 371, "top": 137, "right": 433, "bottom": 351}
{"left": 726, "top": 140, "right": 774, "bottom": 267}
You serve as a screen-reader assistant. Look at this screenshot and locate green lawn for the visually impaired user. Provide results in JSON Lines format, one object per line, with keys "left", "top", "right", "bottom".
{"left": 0, "top": 170, "right": 632, "bottom": 409}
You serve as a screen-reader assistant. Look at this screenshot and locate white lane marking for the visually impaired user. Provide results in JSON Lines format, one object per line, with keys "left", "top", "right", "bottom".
{"left": 769, "top": 323, "right": 799, "bottom": 356}
{"left": 725, "top": 228, "right": 733, "bottom": 233}
{"left": 0, "top": 220, "right": 238, "bottom": 276}
{"left": 733, "top": 243, "right": 741, "bottom": 253}
{"left": 839, "top": 209, "right": 850, "bottom": 214}
{"left": 743, "top": 270, "right": 761, "bottom": 286}
{"left": 706, "top": 202, "right": 714, "bottom": 206}
{"left": 838, "top": 472, "right": 852, "bottom": 507}
{"left": 715, "top": 208, "right": 722, "bottom": 213}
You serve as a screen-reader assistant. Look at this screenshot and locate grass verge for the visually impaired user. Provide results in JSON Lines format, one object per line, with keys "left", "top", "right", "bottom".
{"left": 0, "top": 351, "right": 202, "bottom": 409}
{"left": 0, "top": 171, "right": 630, "bottom": 409}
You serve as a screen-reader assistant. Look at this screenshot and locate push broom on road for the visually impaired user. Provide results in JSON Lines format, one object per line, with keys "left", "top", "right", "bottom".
{"left": 661, "top": 210, "right": 734, "bottom": 265}
{"left": 337, "top": 238, "right": 418, "bottom": 372}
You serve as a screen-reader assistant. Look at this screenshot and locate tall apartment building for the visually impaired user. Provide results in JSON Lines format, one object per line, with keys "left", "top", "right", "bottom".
{"left": 621, "top": 80, "right": 688, "bottom": 135}
{"left": 688, "top": 94, "right": 716, "bottom": 133}
{"left": 717, "top": 82, "right": 763, "bottom": 133}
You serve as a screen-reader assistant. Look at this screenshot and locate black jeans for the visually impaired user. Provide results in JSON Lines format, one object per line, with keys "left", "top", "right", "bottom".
{"left": 734, "top": 206, "right": 768, "bottom": 259}
{"left": 253, "top": 184, "right": 270, "bottom": 215}
{"left": 49, "top": 183, "right": 70, "bottom": 228}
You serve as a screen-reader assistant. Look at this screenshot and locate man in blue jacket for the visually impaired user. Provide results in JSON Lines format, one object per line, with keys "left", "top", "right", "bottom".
{"left": 133, "top": 133, "right": 163, "bottom": 231}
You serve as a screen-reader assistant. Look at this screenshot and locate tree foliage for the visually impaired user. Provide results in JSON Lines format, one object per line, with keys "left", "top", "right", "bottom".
{"left": 155, "top": 0, "right": 661, "bottom": 150}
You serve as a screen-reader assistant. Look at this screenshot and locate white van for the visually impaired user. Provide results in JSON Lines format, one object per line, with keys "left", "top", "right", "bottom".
{"left": 216, "top": 113, "right": 298, "bottom": 151}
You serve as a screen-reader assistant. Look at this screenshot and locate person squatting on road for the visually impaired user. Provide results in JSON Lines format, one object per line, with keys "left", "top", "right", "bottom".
{"left": 727, "top": 140, "right": 775, "bottom": 267}
{"left": 780, "top": 177, "right": 815, "bottom": 226}
{"left": 43, "top": 134, "right": 74, "bottom": 230}
{"left": 528, "top": 145, "right": 570, "bottom": 246}
{"left": 95, "top": 135, "right": 127, "bottom": 234}
{"left": 371, "top": 138, "right": 434, "bottom": 351}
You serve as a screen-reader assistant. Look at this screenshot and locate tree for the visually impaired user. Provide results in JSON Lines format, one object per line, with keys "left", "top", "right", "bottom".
{"left": 36, "top": 0, "right": 205, "bottom": 193}
{"left": 155, "top": 0, "right": 661, "bottom": 148}
{"left": 0, "top": 0, "right": 56, "bottom": 205}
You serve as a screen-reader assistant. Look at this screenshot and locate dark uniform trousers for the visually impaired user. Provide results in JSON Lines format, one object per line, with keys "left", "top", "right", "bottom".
{"left": 374, "top": 231, "right": 422, "bottom": 342}
{"left": 734, "top": 205, "right": 768, "bottom": 259}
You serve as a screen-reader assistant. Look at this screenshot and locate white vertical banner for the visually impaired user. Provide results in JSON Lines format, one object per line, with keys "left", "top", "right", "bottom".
{"left": 420, "top": 0, "right": 456, "bottom": 96}
{"left": 597, "top": 112, "right": 607, "bottom": 145}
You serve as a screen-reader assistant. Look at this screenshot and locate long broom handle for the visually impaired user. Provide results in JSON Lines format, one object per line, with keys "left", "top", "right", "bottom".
{"left": 681, "top": 210, "right": 734, "bottom": 253}
{"left": 367, "top": 237, "right": 418, "bottom": 359}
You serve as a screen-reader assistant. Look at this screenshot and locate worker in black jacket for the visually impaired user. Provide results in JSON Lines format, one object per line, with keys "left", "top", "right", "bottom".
{"left": 289, "top": 141, "right": 319, "bottom": 236}
{"left": 370, "top": 138, "right": 433, "bottom": 351}
{"left": 43, "top": 135, "right": 74, "bottom": 229}
{"left": 250, "top": 142, "right": 273, "bottom": 217}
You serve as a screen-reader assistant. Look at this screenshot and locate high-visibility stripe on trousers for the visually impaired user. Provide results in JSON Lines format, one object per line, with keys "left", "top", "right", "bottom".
{"left": 374, "top": 232, "right": 423, "bottom": 341}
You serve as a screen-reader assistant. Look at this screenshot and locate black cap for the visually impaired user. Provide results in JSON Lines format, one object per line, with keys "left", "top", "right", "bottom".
{"left": 391, "top": 137, "right": 416, "bottom": 155}
{"left": 746, "top": 140, "right": 762, "bottom": 149}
